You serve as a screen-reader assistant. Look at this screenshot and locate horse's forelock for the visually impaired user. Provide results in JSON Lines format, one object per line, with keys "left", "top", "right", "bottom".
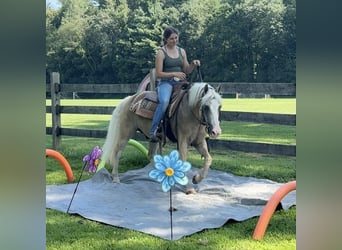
{"left": 189, "top": 83, "right": 221, "bottom": 108}
{"left": 188, "top": 82, "right": 207, "bottom": 107}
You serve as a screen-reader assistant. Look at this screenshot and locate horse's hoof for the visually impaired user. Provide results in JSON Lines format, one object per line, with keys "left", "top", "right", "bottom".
{"left": 112, "top": 177, "right": 120, "bottom": 183}
{"left": 186, "top": 188, "right": 196, "bottom": 195}
{"left": 192, "top": 174, "right": 200, "bottom": 184}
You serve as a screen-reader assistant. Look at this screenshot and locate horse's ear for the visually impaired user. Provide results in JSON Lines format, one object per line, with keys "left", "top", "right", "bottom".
{"left": 216, "top": 84, "right": 221, "bottom": 94}
{"left": 203, "top": 84, "right": 209, "bottom": 95}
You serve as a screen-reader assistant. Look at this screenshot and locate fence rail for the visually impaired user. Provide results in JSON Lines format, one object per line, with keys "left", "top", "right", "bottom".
{"left": 46, "top": 72, "right": 296, "bottom": 156}
{"left": 45, "top": 106, "right": 295, "bottom": 126}
{"left": 46, "top": 82, "right": 296, "bottom": 96}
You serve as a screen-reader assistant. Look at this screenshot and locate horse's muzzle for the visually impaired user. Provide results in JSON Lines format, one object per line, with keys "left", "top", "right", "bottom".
{"left": 208, "top": 125, "right": 221, "bottom": 138}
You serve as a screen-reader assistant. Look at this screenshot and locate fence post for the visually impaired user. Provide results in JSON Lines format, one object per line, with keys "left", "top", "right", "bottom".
{"left": 50, "top": 72, "right": 61, "bottom": 150}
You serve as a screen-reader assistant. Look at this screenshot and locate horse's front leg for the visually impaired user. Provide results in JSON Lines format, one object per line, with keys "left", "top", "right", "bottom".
{"left": 192, "top": 139, "right": 212, "bottom": 184}
{"left": 177, "top": 139, "right": 197, "bottom": 194}
{"left": 177, "top": 139, "right": 188, "bottom": 161}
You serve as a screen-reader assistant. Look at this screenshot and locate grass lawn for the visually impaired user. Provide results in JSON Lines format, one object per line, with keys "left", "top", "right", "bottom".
{"left": 46, "top": 98, "right": 296, "bottom": 249}
{"left": 46, "top": 98, "right": 296, "bottom": 114}
{"left": 46, "top": 98, "right": 296, "bottom": 145}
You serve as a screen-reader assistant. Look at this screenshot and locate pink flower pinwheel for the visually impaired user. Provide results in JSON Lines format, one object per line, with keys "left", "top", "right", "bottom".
{"left": 83, "top": 146, "right": 102, "bottom": 173}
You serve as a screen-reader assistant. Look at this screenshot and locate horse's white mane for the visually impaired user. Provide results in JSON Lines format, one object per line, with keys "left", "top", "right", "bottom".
{"left": 188, "top": 82, "right": 220, "bottom": 108}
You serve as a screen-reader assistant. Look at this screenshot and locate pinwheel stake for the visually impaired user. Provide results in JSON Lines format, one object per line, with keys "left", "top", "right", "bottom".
{"left": 149, "top": 150, "right": 191, "bottom": 240}
{"left": 67, "top": 146, "right": 102, "bottom": 214}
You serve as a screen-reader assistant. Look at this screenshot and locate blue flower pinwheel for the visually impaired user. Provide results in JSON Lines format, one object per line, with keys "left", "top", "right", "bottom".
{"left": 83, "top": 146, "right": 102, "bottom": 173}
{"left": 149, "top": 150, "right": 191, "bottom": 192}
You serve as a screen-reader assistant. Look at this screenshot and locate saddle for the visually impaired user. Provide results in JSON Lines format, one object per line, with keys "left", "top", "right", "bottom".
{"left": 129, "top": 82, "right": 190, "bottom": 120}
{"left": 129, "top": 82, "right": 190, "bottom": 143}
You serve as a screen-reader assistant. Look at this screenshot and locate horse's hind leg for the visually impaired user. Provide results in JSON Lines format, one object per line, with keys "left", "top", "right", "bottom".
{"left": 110, "top": 126, "right": 135, "bottom": 183}
{"left": 111, "top": 141, "right": 126, "bottom": 183}
{"left": 147, "top": 141, "right": 161, "bottom": 165}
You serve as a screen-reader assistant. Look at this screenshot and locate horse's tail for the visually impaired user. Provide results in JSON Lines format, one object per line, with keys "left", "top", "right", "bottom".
{"left": 101, "top": 96, "right": 130, "bottom": 166}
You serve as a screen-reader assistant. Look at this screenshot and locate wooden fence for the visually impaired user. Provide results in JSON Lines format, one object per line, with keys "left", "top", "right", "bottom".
{"left": 46, "top": 72, "right": 296, "bottom": 156}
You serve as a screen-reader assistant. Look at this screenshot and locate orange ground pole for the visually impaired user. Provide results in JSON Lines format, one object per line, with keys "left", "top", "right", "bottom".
{"left": 46, "top": 149, "right": 74, "bottom": 183}
{"left": 252, "top": 180, "right": 296, "bottom": 240}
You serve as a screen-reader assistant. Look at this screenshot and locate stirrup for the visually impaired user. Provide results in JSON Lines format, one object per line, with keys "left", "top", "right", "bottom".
{"left": 149, "top": 134, "right": 161, "bottom": 143}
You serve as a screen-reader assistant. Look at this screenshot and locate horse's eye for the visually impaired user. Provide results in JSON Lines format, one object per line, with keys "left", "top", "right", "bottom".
{"left": 203, "top": 105, "right": 209, "bottom": 112}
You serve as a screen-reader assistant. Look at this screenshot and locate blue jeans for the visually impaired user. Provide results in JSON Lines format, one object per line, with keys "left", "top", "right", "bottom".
{"left": 150, "top": 79, "right": 178, "bottom": 135}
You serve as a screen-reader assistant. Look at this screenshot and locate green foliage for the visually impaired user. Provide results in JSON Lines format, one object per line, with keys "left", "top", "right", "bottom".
{"left": 46, "top": 0, "right": 296, "bottom": 84}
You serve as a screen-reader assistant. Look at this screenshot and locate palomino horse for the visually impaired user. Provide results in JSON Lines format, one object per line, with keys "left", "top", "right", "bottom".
{"left": 101, "top": 82, "right": 222, "bottom": 191}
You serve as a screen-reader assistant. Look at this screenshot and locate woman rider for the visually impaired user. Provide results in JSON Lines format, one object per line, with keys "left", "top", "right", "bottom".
{"left": 149, "top": 26, "right": 201, "bottom": 142}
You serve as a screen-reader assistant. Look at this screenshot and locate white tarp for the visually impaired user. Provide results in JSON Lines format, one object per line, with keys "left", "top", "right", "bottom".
{"left": 46, "top": 165, "right": 296, "bottom": 240}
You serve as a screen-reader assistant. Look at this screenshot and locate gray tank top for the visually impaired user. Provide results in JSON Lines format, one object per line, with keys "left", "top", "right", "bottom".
{"left": 161, "top": 47, "right": 183, "bottom": 73}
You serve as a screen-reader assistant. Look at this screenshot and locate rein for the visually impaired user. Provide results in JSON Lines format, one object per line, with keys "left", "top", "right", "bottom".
{"left": 174, "top": 68, "right": 212, "bottom": 143}
{"left": 196, "top": 66, "right": 203, "bottom": 82}
{"left": 174, "top": 90, "right": 208, "bottom": 149}
{"left": 189, "top": 66, "right": 207, "bottom": 126}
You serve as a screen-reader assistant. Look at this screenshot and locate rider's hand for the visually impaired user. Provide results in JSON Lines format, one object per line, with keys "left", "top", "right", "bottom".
{"left": 174, "top": 72, "right": 187, "bottom": 80}
{"left": 192, "top": 60, "right": 201, "bottom": 66}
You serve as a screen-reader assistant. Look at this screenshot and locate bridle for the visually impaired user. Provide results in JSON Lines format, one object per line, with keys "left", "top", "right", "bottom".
{"left": 194, "top": 88, "right": 218, "bottom": 134}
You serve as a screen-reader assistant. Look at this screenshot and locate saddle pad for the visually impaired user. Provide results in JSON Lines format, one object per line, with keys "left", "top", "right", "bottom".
{"left": 129, "top": 91, "right": 158, "bottom": 119}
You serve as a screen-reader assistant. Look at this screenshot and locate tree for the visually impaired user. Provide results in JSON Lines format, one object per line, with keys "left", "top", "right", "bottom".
{"left": 201, "top": 0, "right": 294, "bottom": 82}
{"left": 46, "top": 0, "right": 296, "bottom": 84}
{"left": 82, "top": 0, "right": 129, "bottom": 83}
{"left": 46, "top": 0, "right": 95, "bottom": 82}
